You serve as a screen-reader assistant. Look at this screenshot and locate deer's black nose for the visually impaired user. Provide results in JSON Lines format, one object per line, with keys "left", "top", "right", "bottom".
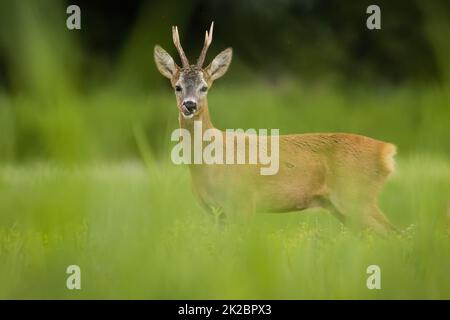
{"left": 183, "top": 100, "right": 197, "bottom": 112}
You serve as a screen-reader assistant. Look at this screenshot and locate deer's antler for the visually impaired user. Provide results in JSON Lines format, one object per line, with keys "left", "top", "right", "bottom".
{"left": 172, "top": 25, "right": 189, "bottom": 68}
{"left": 196, "top": 22, "right": 214, "bottom": 68}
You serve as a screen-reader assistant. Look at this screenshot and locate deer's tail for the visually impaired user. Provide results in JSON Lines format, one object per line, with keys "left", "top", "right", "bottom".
{"left": 380, "top": 143, "right": 397, "bottom": 177}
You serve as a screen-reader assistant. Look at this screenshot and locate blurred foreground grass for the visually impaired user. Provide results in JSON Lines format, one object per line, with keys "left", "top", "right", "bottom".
{"left": 0, "top": 83, "right": 450, "bottom": 299}
{"left": 1, "top": 0, "right": 450, "bottom": 300}
{"left": 0, "top": 155, "right": 449, "bottom": 299}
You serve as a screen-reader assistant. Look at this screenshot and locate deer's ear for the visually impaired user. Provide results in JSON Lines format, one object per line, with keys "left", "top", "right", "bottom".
{"left": 154, "top": 45, "right": 178, "bottom": 79}
{"left": 205, "top": 48, "right": 232, "bottom": 81}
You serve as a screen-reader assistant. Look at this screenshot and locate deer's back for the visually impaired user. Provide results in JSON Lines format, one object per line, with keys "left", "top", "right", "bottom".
{"left": 280, "top": 132, "right": 396, "bottom": 176}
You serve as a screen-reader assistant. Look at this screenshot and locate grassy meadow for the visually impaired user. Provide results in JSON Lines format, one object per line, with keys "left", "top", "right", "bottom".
{"left": 1, "top": 0, "right": 450, "bottom": 300}
{"left": 1, "top": 85, "right": 450, "bottom": 299}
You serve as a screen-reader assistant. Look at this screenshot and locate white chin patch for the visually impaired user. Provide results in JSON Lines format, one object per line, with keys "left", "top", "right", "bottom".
{"left": 181, "top": 112, "right": 194, "bottom": 119}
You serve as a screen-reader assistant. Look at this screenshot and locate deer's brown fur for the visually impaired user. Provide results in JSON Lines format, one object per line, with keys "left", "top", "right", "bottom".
{"left": 154, "top": 22, "right": 397, "bottom": 233}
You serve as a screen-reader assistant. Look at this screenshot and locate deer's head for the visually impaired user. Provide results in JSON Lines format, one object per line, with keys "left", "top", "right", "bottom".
{"left": 154, "top": 22, "right": 232, "bottom": 119}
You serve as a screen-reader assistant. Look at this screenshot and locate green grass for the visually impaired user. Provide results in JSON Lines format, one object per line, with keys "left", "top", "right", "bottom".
{"left": 0, "top": 155, "right": 449, "bottom": 299}
{"left": 1, "top": 79, "right": 449, "bottom": 299}
{"left": 1, "top": 0, "right": 450, "bottom": 300}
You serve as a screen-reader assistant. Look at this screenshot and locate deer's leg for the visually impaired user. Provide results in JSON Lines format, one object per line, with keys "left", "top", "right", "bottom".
{"left": 328, "top": 177, "right": 392, "bottom": 234}
{"left": 326, "top": 194, "right": 384, "bottom": 233}
{"left": 339, "top": 202, "right": 396, "bottom": 236}
{"left": 314, "top": 195, "right": 346, "bottom": 224}
{"left": 367, "top": 204, "right": 398, "bottom": 234}
{"left": 328, "top": 205, "right": 346, "bottom": 224}
{"left": 361, "top": 211, "right": 391, "bottom": 235}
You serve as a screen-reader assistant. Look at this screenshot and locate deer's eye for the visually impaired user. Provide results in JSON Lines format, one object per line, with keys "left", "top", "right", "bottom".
{"left": 200, "top": 86, "right": 208, "bottom": 92}
{"left": 175, "top": 85, "right": 182, "bottom": 92}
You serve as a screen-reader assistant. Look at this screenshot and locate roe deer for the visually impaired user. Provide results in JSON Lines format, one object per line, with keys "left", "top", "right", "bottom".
{"left": 154, "top": 22, "right": 397, "bottom": 234}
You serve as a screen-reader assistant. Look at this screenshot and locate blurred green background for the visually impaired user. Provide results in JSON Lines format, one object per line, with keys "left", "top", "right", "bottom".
{"left": 0, "top": 0, "right": 449, "bottom": 299}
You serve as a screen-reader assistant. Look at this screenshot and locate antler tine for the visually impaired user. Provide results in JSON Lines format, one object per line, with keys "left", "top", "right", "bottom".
{"left": 196, "top": 21, "right": 214, "bottom": 68}
{"left": 172, "top": 25, "right": 189, "bottom": 68}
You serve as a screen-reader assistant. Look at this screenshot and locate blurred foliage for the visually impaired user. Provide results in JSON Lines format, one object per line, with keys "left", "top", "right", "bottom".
{"left": 0, "top": 0, "right": 450, "bottom": 299}
{"left": 0, "top": 0, "right": 449, "bottom": 163}
{"left": 0, "top": 157, "right": 450, "bottom": 298}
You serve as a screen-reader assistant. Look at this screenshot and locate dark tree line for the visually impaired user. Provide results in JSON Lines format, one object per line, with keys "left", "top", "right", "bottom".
{"left": 69, "top": 0, "right": 448, "bottom": 87}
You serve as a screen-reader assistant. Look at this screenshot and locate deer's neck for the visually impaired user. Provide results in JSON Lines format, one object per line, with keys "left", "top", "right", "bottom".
{"left": 178, "top": 99, "right": 218, "bottom": 177}
{"left": 179, "top": 99, "right": 214, "bottom": 133}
